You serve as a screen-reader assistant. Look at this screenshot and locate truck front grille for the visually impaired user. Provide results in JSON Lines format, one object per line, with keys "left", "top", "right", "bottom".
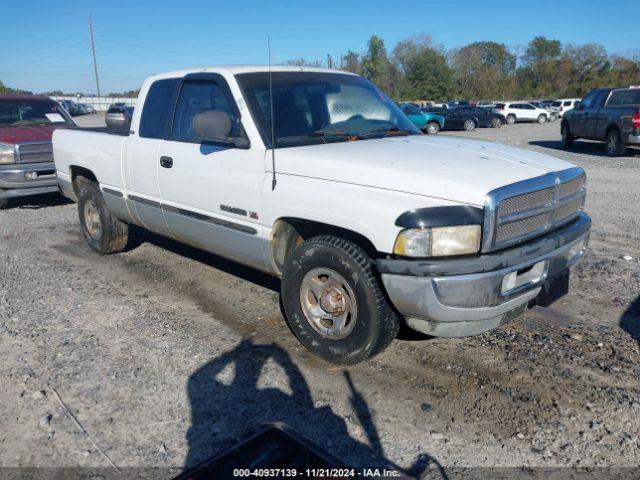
{"left": 483, "top": 168, "right": 586, "bottom": 252}
{"left": 15, "top": 142, "right": 53, "bottom": 164}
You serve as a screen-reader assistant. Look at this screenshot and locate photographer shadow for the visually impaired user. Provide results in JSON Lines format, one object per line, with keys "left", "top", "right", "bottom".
{"left": 183, "top": 339, "right": 446, "bottom": 479}
{"left": 620, "top": 295, "right": 640, "bottom": 346}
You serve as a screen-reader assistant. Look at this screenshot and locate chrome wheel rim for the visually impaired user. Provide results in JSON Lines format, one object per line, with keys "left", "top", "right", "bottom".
{"left": 299, "top": 267, "right": 357, "bottom": 340}
{"left": 464, "top": 120, "right": 474, "bottom": 131}
{"left": 83, "top": 200, "right": 102, "bottom": 240}
{"left": 427, "top": 124, "right": 438, "bottom": 134}
{"left": 607, "top": 134, "right": 618, "bottom": 153}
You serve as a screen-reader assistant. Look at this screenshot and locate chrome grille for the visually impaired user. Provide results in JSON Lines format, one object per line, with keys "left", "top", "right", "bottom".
{"left": 498, "top": 188, "right": 554, "bottom": 217}
{"left": 483, "top": 168, "right": 586, "bottom": 252}
{"left": 495, "top": 212, "right": 553, "bottom": 243}
{"left": 15, "top": 142, "right": 53, "bottom": 164}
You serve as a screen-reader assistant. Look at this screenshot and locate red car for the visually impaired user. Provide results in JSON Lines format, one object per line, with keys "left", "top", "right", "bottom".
{"left": 0, "top": 95, "right": 76, "bottom": 209}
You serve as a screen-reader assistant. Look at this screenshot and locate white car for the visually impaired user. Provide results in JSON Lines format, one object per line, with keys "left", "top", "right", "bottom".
{"left": 493, "top": 102, "right": 552, "bottom": 124}
{"left": 52, "top": 66, "right": 591, "bottom": 365}
{"left": 551, "top": 98, "right": 581, "bottom": 117}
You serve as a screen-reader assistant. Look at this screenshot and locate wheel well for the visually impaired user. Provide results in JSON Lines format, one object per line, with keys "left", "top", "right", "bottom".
{"left": 605, "top": 123, "right": 619, "bottom": 137}
{"left": 270, "top": 218, "right": 380, "bottom": 276}
{"left": 70, "top": 166, "right": 97, "bottom": 191}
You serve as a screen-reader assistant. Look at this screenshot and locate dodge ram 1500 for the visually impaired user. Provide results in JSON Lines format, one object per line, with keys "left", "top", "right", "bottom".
{"left": 53, "top": 66, "right": 591, "bottom": 365}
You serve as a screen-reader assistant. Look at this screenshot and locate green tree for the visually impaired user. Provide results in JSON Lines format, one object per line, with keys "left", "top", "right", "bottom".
{"left": 339, "top": 50, "right": 361, "bottom": 74}
{"left": 360, "top": 35, "right": 397, "bottom": 96}
{"left": 392, "top": 36, "right": 453, "bottom": 101}
{"left": 450, "top": 41, "right": 515, "bottom": 99}
{"left": 607, "top": 54, "right": 640, "bottom": 86}
{"left": 563, "top": 43, "right": 610, "bottom": 95}
{"left": 0, "top": 80, "right": 32, "bottom": 95}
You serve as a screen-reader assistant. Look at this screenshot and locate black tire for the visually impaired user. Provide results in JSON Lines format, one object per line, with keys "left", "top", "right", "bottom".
{"left": 537, "top": 114, "right": 547, "bottom": 124}
{"left": 605, "top": 128, "right": 626, "bottom": 157}
{"left": 424, "top": 121, "right": 440, "bottom": 134}
{"left": 561, "top": 122, "right": 574, "bottom": 148}
{"left": 506, "top": 114, "right": 516, "bottom": 125}
{"left": 491, "top": 117, "right": 502, "bottom": 128}
{"left": 281, "top": 235, "right": 400, "bottom": 365}
{"left": 549, "top": 113, "right": 558, "bottom": 122}
{"left": 76, "top": 176, "right": 129, "bottom": 254}
{"left": 463, "top": 119, "right": 476, "bottom": 131}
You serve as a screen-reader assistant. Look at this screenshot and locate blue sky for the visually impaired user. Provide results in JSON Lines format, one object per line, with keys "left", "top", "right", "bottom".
{"left": 1, "top": 0, "right": 636, "bottom": 94}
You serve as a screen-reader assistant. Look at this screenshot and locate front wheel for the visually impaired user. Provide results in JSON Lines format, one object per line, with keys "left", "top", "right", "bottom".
{"left": 76, "top": 176, "right": 129, "bottom": 254}
{"left": 606, "top": 129, "right": 626, "bottom": 157}
{"left": 549, "top": 113, "right": 558, "bottom": 122}
{"left": 506, "top": 114, "right": 516, "bottom": 125}
{"left": 463, "top": 119, "right": 476, "bottom": 131}
{"left": 537, "top": 114, "right": 547, "bottom": 124}
{"left": 281, "top": 235, "right": 400, "bottom": 365}
{"left": 491, "top": 117, "right": 502, "bottom": 128}
{"left": 561, "top": 123, "right": 574, "bottom": 148}
{"left": 424, "top": 121, "right": 440, "bottom": 134}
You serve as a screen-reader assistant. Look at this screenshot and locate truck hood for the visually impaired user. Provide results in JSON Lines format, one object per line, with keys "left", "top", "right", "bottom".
{"left": 0, "top": 125, "right": 71, "bottom": 145}
{"left": 274, "top": 135, "right": 575, "bottom": 206}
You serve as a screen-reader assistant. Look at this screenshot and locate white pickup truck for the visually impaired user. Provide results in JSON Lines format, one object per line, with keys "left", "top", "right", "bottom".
{"left": 53, "top": 66, "right": 591, "bottom": 365}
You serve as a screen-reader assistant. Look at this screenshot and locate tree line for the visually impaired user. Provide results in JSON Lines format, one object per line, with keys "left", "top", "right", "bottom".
{"left": 288, "top": 35, "right": 640, "bottom": 102}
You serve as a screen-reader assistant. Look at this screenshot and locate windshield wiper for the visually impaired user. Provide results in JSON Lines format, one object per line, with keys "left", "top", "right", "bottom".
{"left": 309, "top": 129, "right": 363, "bottom": 142}
{"left": 361, "top": 126, "right": 413, "bottom": 138}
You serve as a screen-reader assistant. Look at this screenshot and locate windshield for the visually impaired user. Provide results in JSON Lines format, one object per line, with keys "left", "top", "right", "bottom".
{"left": 236, "top": 72, "right": 419, "bottom": 148}
{"left": 0, "top": 98, "right": 74, "bottom": 127}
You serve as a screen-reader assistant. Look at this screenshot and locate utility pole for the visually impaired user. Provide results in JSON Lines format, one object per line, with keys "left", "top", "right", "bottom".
{"left": 88, "top": 16, "right": 101, "bottom": 97}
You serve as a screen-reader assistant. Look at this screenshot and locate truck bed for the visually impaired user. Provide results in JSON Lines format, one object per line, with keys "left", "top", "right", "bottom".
{"left": 53, "top": 128, "right": 128, "bottom": 191}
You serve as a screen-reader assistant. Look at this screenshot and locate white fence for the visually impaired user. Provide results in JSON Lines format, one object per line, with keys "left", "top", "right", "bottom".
{"left": 51, "top": 96, "right": 136, "bottom": 112}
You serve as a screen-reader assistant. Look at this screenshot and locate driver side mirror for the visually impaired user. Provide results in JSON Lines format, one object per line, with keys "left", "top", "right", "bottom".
{"left": 192, "top": 110, "right": 249, "bottom": 148}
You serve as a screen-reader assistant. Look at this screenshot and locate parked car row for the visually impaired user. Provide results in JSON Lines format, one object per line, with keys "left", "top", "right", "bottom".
{"left": 58, "top": 100, "right": 97, "bottom": 116}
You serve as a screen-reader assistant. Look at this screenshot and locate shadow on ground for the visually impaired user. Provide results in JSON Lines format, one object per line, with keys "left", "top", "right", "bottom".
{"left": 129, "top": 225, "right": 280, "bottom": 292}
{"left": 1, "top": 192, "right": 71, "bottom": 210}
{"left": 619, "top": 295, "right": 640, "bottom": 345}
{"left": 183, "top": 339, "right": 446, "bottom": 479}
{"left": 529, "top": 140, "right": 640, "bottom": 157}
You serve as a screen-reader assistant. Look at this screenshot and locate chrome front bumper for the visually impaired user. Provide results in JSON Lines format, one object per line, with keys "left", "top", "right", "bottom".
{"left": 0, "top": 162, "right": 58, "bottom": 198}
{"left": 377, "top": 213, "right": 591, "bottom": 337}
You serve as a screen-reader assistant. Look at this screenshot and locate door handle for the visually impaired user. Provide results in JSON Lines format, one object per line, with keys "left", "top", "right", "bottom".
{"left": 160, "top": 156, "right": 173, "bottom": 168}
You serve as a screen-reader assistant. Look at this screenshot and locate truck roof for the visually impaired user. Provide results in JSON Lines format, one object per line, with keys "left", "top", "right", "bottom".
{"left": 147, "top": 65, "right": 358, "bottom": 80}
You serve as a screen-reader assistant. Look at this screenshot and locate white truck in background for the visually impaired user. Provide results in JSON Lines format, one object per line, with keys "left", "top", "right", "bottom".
{"left": 53, "top": 66, "right": 591, "bottom": 365}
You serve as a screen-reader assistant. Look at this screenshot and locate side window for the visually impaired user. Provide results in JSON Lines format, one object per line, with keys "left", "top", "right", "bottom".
{"left": 171, "top": 81, "right": 238, "bottom": 143}
{"left": 139, "top": 78, "right": 179, "bottom": 139}
{"left": 523, "top": 104, "right": 534, "bottom": 110}
{"left": 563, "top": 101, "right": 572, "bottom": 106}
{"left": 580, "top": 91, "right": 597, "bottom": 109}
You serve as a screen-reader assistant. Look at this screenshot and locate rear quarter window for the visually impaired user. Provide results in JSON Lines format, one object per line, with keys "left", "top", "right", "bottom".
{"left": 139, "top": 78, "right": 180, "bottom": 139}
{"left": 607, "top": 89, "right": 640, "bottom": 106}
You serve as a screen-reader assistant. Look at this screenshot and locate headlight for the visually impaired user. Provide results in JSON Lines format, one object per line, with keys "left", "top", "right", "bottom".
{"left": 393, "top": 225, "right": 481, "bottom": 257}
{"left": 0, "top": 143, "right": 16, "bottom": 164}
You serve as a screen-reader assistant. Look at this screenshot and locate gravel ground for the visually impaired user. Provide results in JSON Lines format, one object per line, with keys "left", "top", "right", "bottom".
{"left": 0, "top": 115, "right": 638, "bottom": 479}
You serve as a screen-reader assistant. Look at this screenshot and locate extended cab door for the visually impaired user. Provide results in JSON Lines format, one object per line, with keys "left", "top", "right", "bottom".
{"left": 123, "top": 77, "right": 180, "bottom": 235}
{"left": 156, "top": 73, "right": 270, "bottom": 270}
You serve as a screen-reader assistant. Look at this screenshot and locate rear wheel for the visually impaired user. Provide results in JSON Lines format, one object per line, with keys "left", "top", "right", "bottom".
{"left": 537, "top": 114, "right": 547, "bottom": 124}
{"left": 463, "top": 119, "right": 476, "bottom": 131}
{"left": 424, "top": 121, "right": 440, "bottom": 134}
{"left": 491, "top": 117, "right": 502, "bottom": 128}
{"left": 76, "top": 176, "right": 129, "bottom": 254}
{"left": 549, "top": 113, "right": 558, "bottom": 122}
{"left": 561, "top": 122, "right": 574, "bottom": 148}
{"left": 281, "top": 235, "right": 400, "bottom": 365}
{"left": 606, "top": 129, "right": 626, "bottom": 157}
{"left": 506, "top": 114, "right": 516, "bottom": 125}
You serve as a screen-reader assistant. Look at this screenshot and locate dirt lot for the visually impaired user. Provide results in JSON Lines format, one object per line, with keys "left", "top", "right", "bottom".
{"left": 0, "top": 115, "right": 638, "bottom": 478}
